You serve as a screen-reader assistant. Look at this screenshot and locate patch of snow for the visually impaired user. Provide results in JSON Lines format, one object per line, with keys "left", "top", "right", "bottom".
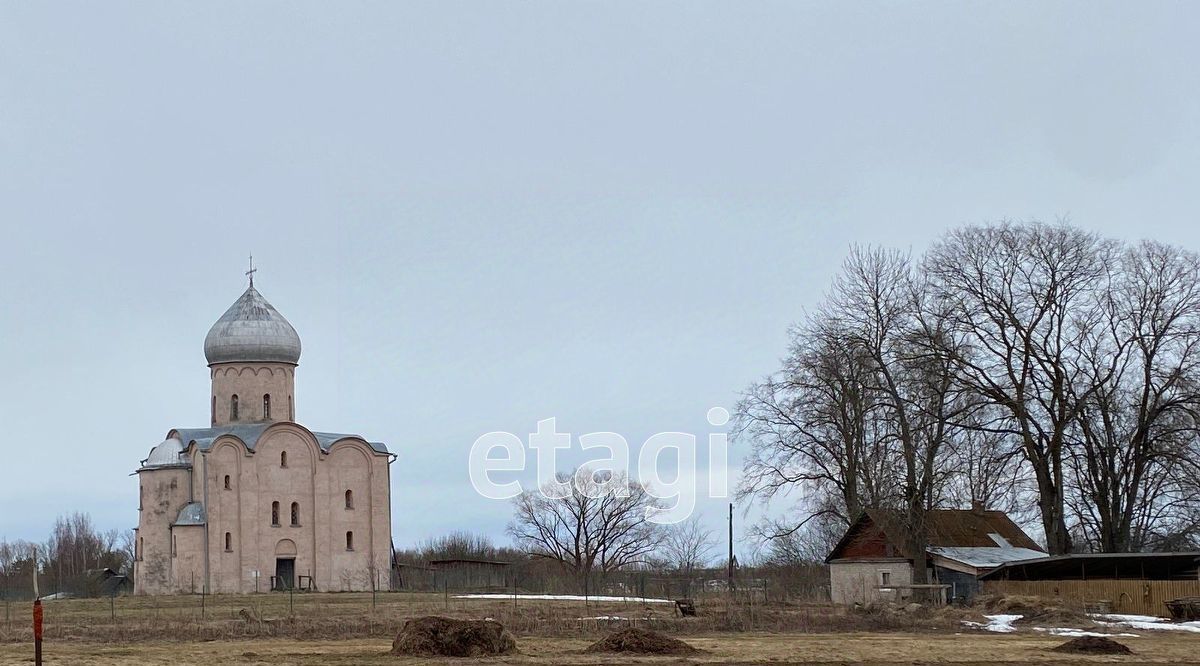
{"left": 1094, "top": 613, "right": 1200, "bottom": 633}
{"left": 1098, "top": 613, "right": 1166, "bottom": 623}
{"left": 1033, "top": 627, "right": 1139, "bottom": 638}
{"left": 962, "top": 614, "right": 1022, "bottom": 633}
{"left": 455, "top": 593, "right": 674, "bottom": 604}
{"left": 578, "top": 616, "right": 628, "bottom": 620}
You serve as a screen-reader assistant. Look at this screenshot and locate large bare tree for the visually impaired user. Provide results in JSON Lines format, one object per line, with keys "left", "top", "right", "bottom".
{"left": 735, "top": 316, "right": 896, "bottom": 536}
{"left": 508, "top": 469, "right": 662, "bottom": 587}
{"left": 1067, "top": 240, "right": 1200, "bottom": 551}
{"left": 925, "top": 222, "right": 1117, "bottom": 554}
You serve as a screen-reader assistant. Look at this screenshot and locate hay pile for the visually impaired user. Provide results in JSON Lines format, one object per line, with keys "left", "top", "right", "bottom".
{"left": 584, "top": 628, "right": 701, "bottom": 655}
{"left": 1051, "top": 636, "right": 1133, "bottom": 655}
{"left": 390, "top": 616, "right": 518, "bottom": 657}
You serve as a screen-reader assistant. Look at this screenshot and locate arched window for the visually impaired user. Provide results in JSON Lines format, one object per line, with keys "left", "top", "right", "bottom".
{"left": 263, "top": 394, "right": 271, "bottom": 420}
{"left": 224, "top": 532, "right": 232, "bottom": 551}
{"left": 290, "top": 502, "right": 300, "bottom": 526}
{"left": 212, "top": 395, "right": 216, "bottom": 422}
{"left": 223, "top": 475, "right": 231, "bottom": 490}
{"left": 138, "top": 537, "right": 143, "bottom": 561}
{"left": 271, "top": 501, "right": 280, "bottom": 526}
{"left": 345, "top": 489, "right": 354, "bottom": 509}
{"left": 280, "top": 451, "right": 288, "bottom": 468}
{"left": 230, "top": 394, "right": 239, "bottom": 420}
{"left": 345, "top": 531, "right": 354, "bottom": 551}
{"left": 172, "top": 534, "right": 177, "bottom": 557}
{"left": 288, "top": 395, "right": 294, "bottom": 420}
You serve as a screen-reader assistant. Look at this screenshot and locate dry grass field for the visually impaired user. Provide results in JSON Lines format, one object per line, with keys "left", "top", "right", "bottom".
{"left": 0, "top": 592, "right": 1190, "bottom": 664}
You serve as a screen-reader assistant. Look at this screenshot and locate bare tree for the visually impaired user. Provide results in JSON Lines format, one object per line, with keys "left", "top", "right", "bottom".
{"left": 508, "top": 468, "right": 663, "bottom": 588}
{"left": 659, "top": 515, "right": 716, "bottom": 574}
{"left": 925, "top": 221, "right": 1117, "bottom": 554}
{"left": 1066, "top": 240, "right": 1200, "bottom": 551}
{"left": 829, "top": 246, "right": 964, "bottom": 595}
{"left": 735, "top": 316, "right": 896, "bottom": 536}
{"left": 736, "top": 246, "right": 962, "bottom": 598}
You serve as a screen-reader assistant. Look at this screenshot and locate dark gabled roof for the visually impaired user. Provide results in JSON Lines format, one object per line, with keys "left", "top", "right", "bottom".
{"left": 826, "top": 508, "right": 1044, "bottom": 562}
{"left": 980, "top": 552, "right": 1200, "bottom": 581}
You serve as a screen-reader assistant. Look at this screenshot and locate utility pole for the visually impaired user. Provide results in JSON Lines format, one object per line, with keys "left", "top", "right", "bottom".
{"left": 727, "top": 503, "right": 734, "bottom": 592}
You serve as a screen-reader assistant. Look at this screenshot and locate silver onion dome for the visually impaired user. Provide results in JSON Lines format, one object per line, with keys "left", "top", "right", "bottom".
{"left": 203, "top": 285, "right": 302, "bottom": 365}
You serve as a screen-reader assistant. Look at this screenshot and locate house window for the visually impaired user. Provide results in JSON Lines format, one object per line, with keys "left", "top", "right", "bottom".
{"left": 290, "top": 502, "right": 300, "bottom": 526}
{"left": 230, "top": 394, "right": 239, "bottom": 420}
{"left": 271, "top": 501, "right": 280, "bottom": 526}
{"left": 280, "top": 451, "right": 288, "bottom": 468}
{"left": 880, "top": 571, "right": 891, "bottom": 586}
{"left": 345, "top": 490, "right": 354, "bottom": 509}
{"left": 224, "top": 532, "right": 232, "bottom": 551}
{"left": 223, "top": 475, "right": 231, "bottom": 490}
{"left": 263, "top": 394, "right": 271, "bottom": 419}
{"left": 346, "top": 531, "right": 354, "bottom": 551}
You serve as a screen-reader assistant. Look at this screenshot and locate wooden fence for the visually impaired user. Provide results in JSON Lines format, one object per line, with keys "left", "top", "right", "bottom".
{"left": 983, "top": 579, "right": 1200, "bottom": 617}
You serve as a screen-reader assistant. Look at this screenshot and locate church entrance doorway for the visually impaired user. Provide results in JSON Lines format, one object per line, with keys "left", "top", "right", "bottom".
{"left": 273, "top": 539, "right": 299, "bottom": 591}
{"left": 275, "top": 558, "right": 295, "bottom": 590}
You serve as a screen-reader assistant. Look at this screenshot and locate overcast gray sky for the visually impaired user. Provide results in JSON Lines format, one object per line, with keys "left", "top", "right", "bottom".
{"left": 1, "top": 2, "right": 1198, "bottom": 556}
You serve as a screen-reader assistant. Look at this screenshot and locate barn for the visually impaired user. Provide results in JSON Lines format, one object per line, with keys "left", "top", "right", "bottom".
{"left": 826, "top": 506, "right": 1044, "bottom": 605}
{"left": 980, "top": 552, "right": 1200, "bottom": 617}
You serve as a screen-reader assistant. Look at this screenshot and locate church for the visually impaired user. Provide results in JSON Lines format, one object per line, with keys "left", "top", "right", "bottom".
{"left": 133, "top": 273, "right": 394, "bottom": 594}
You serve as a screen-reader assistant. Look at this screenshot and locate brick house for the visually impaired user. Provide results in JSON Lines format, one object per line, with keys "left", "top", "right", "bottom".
{"left": 825, "top": 507, "right": 1044, "bottom": 604}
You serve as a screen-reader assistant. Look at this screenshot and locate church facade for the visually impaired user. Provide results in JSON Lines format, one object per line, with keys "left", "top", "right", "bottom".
{"left": 133, "top": 278, "right": 394, "bottom": 594}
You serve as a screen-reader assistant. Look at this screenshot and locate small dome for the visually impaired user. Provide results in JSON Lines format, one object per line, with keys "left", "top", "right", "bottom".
{"left": 144, "top": 438, "right": 184, "bottom": 467}
{"left": 204, "top": 285, "right": 301, "bottom": 365}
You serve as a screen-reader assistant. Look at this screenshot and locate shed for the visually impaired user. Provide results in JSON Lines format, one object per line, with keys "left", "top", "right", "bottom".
{"left": 979, "top": 552, "right": 1200, "bottom": 616}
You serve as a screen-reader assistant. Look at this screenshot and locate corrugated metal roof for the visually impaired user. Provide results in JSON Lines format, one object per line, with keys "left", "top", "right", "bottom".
{"left": 928, "top": 545, "right": 1048, "bottom": 568}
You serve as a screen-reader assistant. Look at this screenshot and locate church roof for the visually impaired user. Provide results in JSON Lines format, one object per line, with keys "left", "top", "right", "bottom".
{"left": 170, "top": 423, "right": 389, "bottom": 455}
{"left": 203, "top": 284, "right": 302, "bottom": 365}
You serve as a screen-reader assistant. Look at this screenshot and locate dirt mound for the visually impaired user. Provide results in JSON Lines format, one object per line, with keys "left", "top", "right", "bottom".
{"left": 390, "top": 616, "right": 518, "bottom": 657}
{"left": 584, "top": 628, "right": 701, "bottom": 655}
{"left": 1051, "top": 636, "right": 1133, "bottom": 655}
{"left": 975, "top": 594, "right": 1087, "bottom": 626}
